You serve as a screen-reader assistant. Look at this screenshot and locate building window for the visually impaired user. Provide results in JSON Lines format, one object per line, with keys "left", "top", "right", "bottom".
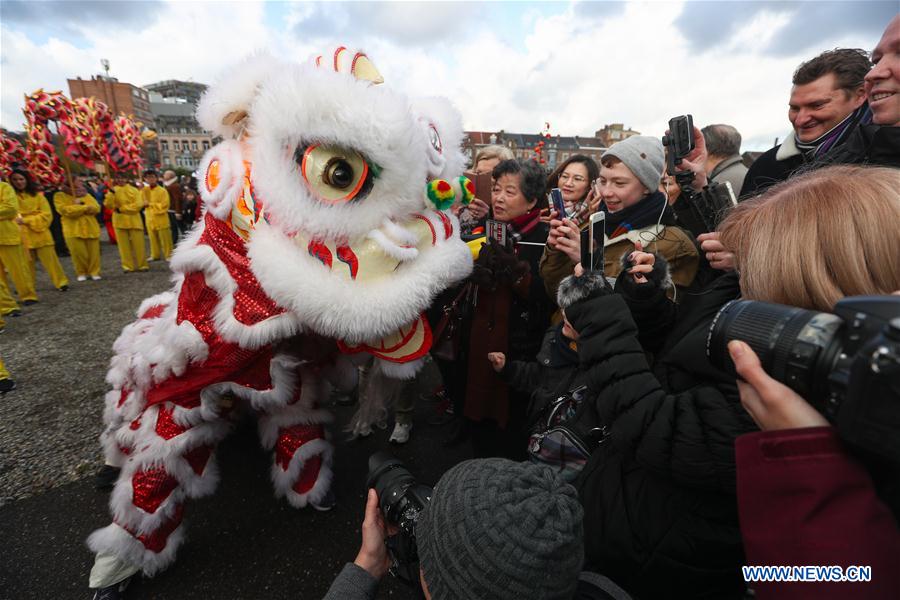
{"left": 173, "top": 141, "right": 180, "bottom": 151}
{"left": 161, "top": 141, "right": 168, "bottom": 152}
{"left": 191, "top": 141, "right": 198, "bottom": 151}
{"left": 202, "top": 141, "right": 210, "bottom": 150}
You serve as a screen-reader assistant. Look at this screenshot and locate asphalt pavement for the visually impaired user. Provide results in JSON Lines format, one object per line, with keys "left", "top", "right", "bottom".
{"left": 0, "top": 398, "right": 470, "bottom": 599}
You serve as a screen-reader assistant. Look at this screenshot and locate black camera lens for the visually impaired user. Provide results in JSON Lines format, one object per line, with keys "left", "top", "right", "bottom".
{"left": 367, "top": 452, "right": 416, "bottom": 524}
{"left": 708, "top": 299, "right": 844, "bottom": 405}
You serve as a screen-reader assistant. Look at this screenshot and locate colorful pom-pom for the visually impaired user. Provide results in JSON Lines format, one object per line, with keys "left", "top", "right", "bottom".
{"left": 426, "top": 179, "right": 455, "bottom": 211}
{"left": 457, "top": 176, "right": 475, "bottom": 206}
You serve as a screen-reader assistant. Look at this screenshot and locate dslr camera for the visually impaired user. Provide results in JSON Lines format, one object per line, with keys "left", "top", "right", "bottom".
{"left": 367, "top": 452, "right": 433, "bottom": 584}
{"left": 708, "top": 295, "right": 900, "bottom": 462}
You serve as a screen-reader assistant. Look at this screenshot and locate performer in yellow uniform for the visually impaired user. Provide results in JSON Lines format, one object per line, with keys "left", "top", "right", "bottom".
{"left": 142, "top": 170, "right": 173, "bottom": 260}
{"left": 53, "top": 176, "right": 102, "bottom": 281}
{"left": 105, "top": 176, "right": 148, "bottom": 273}
{"left": 0, "top": 309, "right": 13, "bottom": 394}
{"left": 0, "top": 275, "right": 19, "bottom": 317}
{"left": 10, "top": 169, "right": 69, "bottom": 291}
{"left": 0, "top": 350, "right": 14, "bottom": 394}
{"left": 0, "top": 180, "right": 38, "bottom": 304}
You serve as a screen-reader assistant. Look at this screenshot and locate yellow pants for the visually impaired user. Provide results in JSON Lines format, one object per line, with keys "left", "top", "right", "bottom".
{"left": 113, "top": 227, "right": 148, "bottom": 272}
{"left": 0, "top": 244, "right": 37, "bottom": 302}
{"left": 28, "top": 245, "right": 70, "bottom": 289}
{"left": 0, "top": 277, "right": 18, "bottom": 315}
{"left": 65, "top": 237, "right": 101, "bottom": 277}
{"left": 0, "top": 356, "right": 9, "bottom": 380}
{"left": 148, "top": 227, "right": 174, "bottom": 260}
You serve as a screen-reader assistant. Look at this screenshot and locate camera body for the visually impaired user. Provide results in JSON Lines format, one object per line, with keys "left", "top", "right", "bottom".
{"left": 708, "top": 295, "right": 900, "bottom": 462}
{"left": 662, "top": 114, "right": 694, "bottom": 175}
{"left": 367, "top": 452, "right": 433, "bottom": 584}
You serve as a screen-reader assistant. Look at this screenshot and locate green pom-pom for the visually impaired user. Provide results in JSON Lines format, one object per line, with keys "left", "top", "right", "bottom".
{"left": 426, "top": 179, "right": 455, "bottom": 211}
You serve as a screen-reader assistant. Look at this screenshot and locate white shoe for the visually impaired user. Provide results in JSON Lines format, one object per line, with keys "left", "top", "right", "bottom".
{"left": 91, "top": 275, "right": 102, "bottom": 281}
{"left": 389, "top": 422, "right": 412, "bottom": 444}
{"left": 76, "top": 275, "right": 87, "bottom": 282}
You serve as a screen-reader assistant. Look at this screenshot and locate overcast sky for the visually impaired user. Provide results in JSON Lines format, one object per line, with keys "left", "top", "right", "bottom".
{"left": 1, "top": 0, "right": 895, "bottom": 151}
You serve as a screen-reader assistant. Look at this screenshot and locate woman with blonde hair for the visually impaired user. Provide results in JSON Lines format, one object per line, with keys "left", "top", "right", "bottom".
{"left": 718, "top": 165, "right": 900, "bottom": 311}
{"left": 563, "top": 164, "right": 900, "bottom": 598}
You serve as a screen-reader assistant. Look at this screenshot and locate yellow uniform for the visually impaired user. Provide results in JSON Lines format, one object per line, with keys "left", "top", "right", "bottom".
{"left": 0, "top": 181, "right": 37, "bottom": 302}
{"left": 53, "top": 192, "right": 102, "bottom": 278}
{"left": 143, "top": 185, "right": 173, "bottom": 260}
{"left": 17, "top": 191, "right": 69, "bottom": 289}
{"left": 105, "top": 184, "right": 147, "bottom": 272}
{"left": 0, "top": 276, "right": 18, "bottom": 316}
{"left": 0, "top": 310, "right": 7, "bottom": 380}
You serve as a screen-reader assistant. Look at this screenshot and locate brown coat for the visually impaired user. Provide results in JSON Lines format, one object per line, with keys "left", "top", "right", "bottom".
{"left": 165, "top": 181, "right": 183, "bottom": 213}
{"left": 539, "top": 223, "right": 699, "bottom": 308}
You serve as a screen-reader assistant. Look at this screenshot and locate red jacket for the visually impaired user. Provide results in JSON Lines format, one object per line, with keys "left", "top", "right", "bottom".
{"left": 736, "top": 427, "right": 900, "bottom": 599}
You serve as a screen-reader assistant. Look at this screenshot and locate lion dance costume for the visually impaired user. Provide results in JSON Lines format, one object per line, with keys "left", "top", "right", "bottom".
{"left": 87, "top": 48, "right": 474, "bottom": 591}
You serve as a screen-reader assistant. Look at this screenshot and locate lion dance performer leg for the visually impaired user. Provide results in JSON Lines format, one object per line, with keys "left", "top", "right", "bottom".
{"left": 87, "top": 48, "right": 473, "bottom": 598}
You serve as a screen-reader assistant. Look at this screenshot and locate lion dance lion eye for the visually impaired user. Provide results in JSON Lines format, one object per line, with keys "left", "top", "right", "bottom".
{"left": 297, "top": 143, "right": 378, "bottom": 204}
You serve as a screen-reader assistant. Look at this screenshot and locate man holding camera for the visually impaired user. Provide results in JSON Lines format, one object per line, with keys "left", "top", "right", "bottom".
{"left": 324, "top": 458, "right": 590, "bottom": 600}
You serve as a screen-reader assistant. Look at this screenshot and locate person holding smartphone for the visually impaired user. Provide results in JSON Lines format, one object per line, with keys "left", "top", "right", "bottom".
{"left": 546, "top": 154, "right": 599, "bottom": 226}
{"left": 463, "top": 158, "right": 551, "bottom": 460}
{"left": 542, "top": 136, "right": 699, "bottom": 305}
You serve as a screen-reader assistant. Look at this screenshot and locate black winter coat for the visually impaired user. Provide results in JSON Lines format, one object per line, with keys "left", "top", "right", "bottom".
{"left": 740, "top": 144, "right": 806, "bottom": 199}
{"left": 566, "top": 272, "right": 757, "bottom": 599}
{"left": 500, "top": 323, "right": 583, "bottom": 424}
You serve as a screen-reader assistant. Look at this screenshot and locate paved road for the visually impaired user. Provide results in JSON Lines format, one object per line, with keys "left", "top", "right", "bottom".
{"left": 1, "top": 400, "right": 470, "bottom": 599}
{"left": 0, "top": 235, "right": 471, "bottom": 599}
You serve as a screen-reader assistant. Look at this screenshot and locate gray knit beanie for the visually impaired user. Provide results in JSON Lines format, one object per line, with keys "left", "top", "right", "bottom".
{"left": 602, "top": 135, "right": 665, "bottom": 193}
{"left": 416, "top": 458, "right": 584, "bottom": 600}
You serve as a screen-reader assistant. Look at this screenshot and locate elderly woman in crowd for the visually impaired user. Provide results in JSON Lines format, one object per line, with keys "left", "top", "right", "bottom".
{"left": 562, "top": 165, "right": 900, "bottom": 599}
{"left": 463, "top": 158, "right": 551, "bottom": 459}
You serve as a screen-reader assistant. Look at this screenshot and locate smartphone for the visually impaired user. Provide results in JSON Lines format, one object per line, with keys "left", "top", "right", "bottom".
{"left": 486, "top": 219, "right": 509, "bottom": 248}
{"left": 588, "top": 211, "right": 606, "bottom": 272}
{"left": 580, "top": 211, "right": 606, "bottom": 272}
{"left": 662, "top": 114, "right": 694, "bottom": 172}
{"left": 549, "top": 187, "right": 566, "bottom": 219}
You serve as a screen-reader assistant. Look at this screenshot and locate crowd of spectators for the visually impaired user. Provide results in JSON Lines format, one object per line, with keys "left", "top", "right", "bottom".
{"left": 328, "top": 15, "right": 900, "bottom": 600}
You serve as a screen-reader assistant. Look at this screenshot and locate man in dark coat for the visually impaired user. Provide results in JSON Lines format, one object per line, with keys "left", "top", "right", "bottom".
{"left": 817, "top": 15, "right": 900, "bottom": 168}
{"left": 742, "top": 48, "right": 871, "bottom": 198}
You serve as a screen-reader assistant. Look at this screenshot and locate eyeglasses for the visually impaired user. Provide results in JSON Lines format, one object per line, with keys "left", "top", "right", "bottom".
{"left": 558, "top": 173, "right": 587, "bottom": 184}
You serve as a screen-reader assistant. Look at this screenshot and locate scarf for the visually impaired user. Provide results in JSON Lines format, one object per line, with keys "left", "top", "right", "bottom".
{"left": 795, "top": 103, "right": 872, "bottom": 158}
{"left": 507, "top": 205, "right": 543, "bottom": 237}
{"left": 602, "top": 191, "right": 674, "bottom": 239}
{"left": 550, "top": 323, "right": 579, "bottom": 366}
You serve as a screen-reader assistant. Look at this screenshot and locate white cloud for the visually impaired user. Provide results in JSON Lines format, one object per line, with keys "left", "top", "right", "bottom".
{"left": 1, "top": 0, "right": 889, "bottom": 152}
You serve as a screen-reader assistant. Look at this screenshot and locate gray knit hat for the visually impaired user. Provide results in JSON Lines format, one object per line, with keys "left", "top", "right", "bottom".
{"left": 602, "top": 135, "right": 665, "bottom": 193}
{"left": 416, "top": 458, "right": 584, "bottom": 600}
